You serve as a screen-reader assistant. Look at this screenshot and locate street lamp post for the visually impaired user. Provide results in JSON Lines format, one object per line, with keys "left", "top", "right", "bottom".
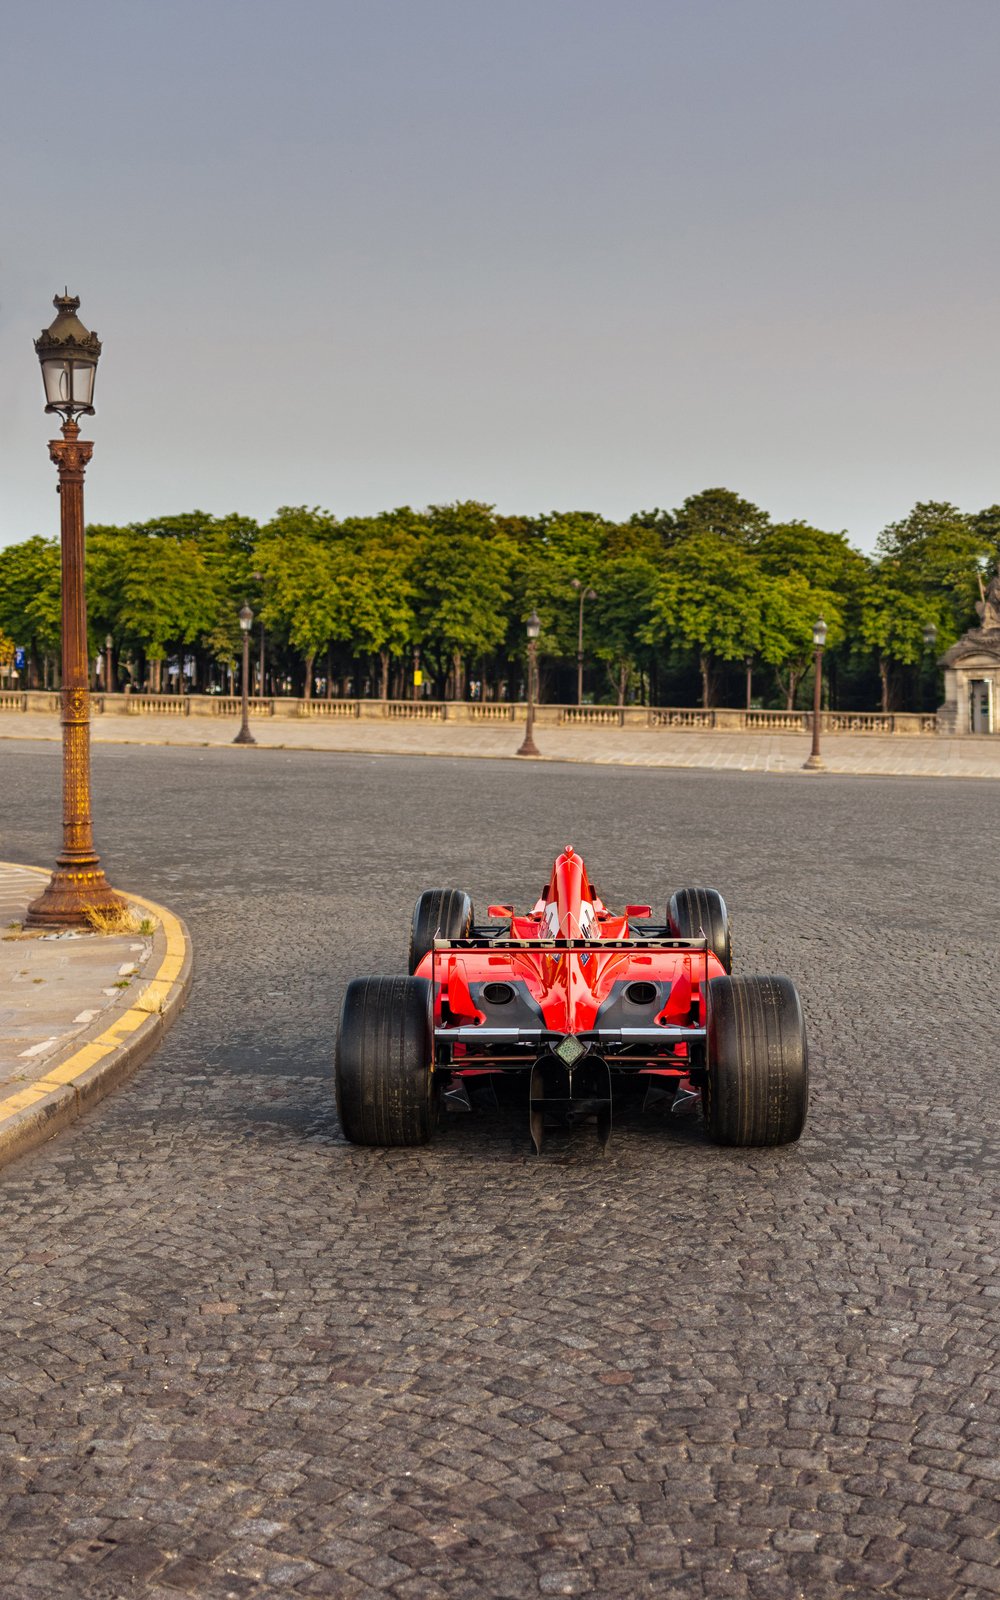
{"left": 802, "top": 617, "right": 828, "bottom": 771}
{"left": 249, "top": 570, "right": 264, "bottom": 696}
{"left": 105, "top": 634, "right": 114, "bottom": 693}
{"left": 517, "top": 610, "right": 541, "bottom": 757}
{"left": 413, "top": 643, "right": 422, "bottom": 703}
{"left": 922, "top": 622, "right": 938, "bottom": 713}
{"left": 744, "top": 654, "right": 754, "bottom": 713}
{"left": 233, "top": 603, "right": 256, "bottom": 745}
{"left": 570, "top": 578, "right": 597, "bottom": 706}
{"left": 26, "top": 294, "right": 126, "bottom": 928}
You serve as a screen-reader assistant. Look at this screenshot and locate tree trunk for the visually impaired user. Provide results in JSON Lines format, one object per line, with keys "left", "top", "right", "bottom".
{"left": 879, "top": 654, "right": 891, "bottom": 713}
{"left": 607, "top": 657, "right": 630, "bottom": 708}
{"left": 303, "top": 651, "right": 315, "bottom": 702}
{"left": 451, "top": 650, "right": 464, "bottom": 702}
{"left": 380, "top": 651, "right": 390, "bottom": 699}
{"left": 699, "top": 652, "right": 712, "bottom": 710}
{"left": 326, "top": 647, "right": 333, "bottom": 699}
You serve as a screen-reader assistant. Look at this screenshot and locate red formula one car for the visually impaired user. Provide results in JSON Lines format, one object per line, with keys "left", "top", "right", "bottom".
{"left": 335, "top": 848, "right": 808, "bottom": 1153}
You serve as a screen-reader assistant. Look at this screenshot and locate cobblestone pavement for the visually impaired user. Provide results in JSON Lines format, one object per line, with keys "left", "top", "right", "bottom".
{"left": 3, "top": 707, "right": 1000, "bottom": 779}
{"left": 1, "top": 739, "right": 999, "bottom": 1599}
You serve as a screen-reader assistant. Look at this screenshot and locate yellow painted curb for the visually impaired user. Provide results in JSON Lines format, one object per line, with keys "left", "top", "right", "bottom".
{"left": 0, "top": 864, "right": 193, "bottom": 1168}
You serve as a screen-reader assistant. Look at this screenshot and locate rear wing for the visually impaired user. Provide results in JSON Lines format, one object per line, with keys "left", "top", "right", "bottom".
{"left": 433, "top": 936, "right": 710, "bottom": 952}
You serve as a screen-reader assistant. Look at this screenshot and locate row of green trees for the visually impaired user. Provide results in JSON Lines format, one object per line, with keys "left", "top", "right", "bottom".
{"left": 1, "top": 489, "right": 997, "bottom": 710}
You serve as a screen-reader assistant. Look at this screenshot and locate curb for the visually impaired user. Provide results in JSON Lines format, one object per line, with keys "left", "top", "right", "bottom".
{"left": 0, "top": 867, "right": 193, "bottom": 1171}
{"left": 1, "top": 725, "right": 998, "bottom": 780}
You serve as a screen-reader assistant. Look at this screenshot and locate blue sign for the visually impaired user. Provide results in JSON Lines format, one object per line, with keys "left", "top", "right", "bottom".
{"left": 14, "top": 648, "right": 25, "bottom": 669}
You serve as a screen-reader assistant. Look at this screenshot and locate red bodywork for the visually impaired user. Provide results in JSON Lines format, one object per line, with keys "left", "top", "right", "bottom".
{"left": 417, "top": 847, "right": 726, "bottom": 1101}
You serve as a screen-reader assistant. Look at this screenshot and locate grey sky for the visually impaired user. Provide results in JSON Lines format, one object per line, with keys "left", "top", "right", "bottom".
{"left": 2, "top": 0, "right": 999, "bottom": 551}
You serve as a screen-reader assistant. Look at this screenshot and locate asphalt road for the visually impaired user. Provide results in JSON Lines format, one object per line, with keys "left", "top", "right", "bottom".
{"left": 1, "top": 741, "right": 998, "bottom": 1600}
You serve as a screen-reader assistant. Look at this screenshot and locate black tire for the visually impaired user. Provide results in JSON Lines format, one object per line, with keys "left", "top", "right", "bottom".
{"left": 668, "top": 887, "right": 732, "bottom": 973}
{"left": 703, "top": 975, "right": 808, "bottom": 1147}
{"left": 335, "top": 976, "right": 437, "bottom": 1146}
{"left": 408, "top": 888, "right": 474, "bottom": 973}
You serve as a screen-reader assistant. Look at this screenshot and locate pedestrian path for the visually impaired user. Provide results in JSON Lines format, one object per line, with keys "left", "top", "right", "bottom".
{"left": 2, "top": 707, "right": 1000, "bottom": 777}
{"left": 0, "top": 863, "right": 191, "bottom": 1167}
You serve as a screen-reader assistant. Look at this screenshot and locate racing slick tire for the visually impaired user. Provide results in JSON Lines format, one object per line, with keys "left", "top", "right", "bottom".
{"left": 703, "top": 975, "right": 808, "bottom": 1147}
{"left": 408, "top": 888, "right": 475, "bottom": 974}
{"left": 668, "top": 888, "right": 732, "bottom": 973}
{"left": 335, "top": 976, "right": 438, "bottom": 1146}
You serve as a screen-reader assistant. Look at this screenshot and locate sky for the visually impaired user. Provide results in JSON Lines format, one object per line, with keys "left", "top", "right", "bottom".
{"left": 2, "top": 0, "right": 999, "bottom": 552}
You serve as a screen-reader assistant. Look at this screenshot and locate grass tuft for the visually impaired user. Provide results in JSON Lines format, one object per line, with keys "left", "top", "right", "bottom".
{"left": 85, "top": 904, "right": 157, "bottom": 936}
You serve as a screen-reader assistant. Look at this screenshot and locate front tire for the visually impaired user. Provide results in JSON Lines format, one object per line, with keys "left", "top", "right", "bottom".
{"left": 408, "top": 888, "right": 474, "bottom": 973}
{"left": 335, "top": 976, "right": 437, "bottom": 1146}
{"left": 703, "top": 975, "right": 808, "bottom": 1146}
{"left": 669, "top": 887, "right": 731, "bottom": 973}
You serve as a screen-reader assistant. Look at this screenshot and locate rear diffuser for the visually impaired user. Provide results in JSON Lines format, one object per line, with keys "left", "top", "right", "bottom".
{"left": 528, "top": 1053, "right": 612, "bottom": 1154}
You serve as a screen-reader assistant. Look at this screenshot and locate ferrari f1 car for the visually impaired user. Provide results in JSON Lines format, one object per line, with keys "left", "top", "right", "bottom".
{"left": 335, "top": 847, "right": 808, "bottom": 1152}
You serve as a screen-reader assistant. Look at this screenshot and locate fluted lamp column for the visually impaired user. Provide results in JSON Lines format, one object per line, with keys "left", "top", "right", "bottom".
{"left": 570, "top": 578, "right": 597, "bottom": 706}
{"left": 26, "top": 293, "right": 126, "bottom": 928}
{"left": 516, "top": 609, "right": 542, "bottom": 757}
{"left": 233, "top": 603, "right": 256, "bottom": 745}
{"left": 802, "top": 616, "right": 828, "bottom": 772}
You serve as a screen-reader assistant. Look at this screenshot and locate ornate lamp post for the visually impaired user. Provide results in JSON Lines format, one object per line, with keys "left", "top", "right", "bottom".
{"left": 570, "top": 578, "right": 597, "bottom": 706}
{"left": 802, "top": 616, "right": 828, "bottom": 771}
{"left": 233, "top": 603, "right": 256, "bottom": 745}
{"left": 26, "top": 294, "right": 126, "bottom": 928}
{"left": 517, "top": 610, "right": 541, "bottom": 757}
{"left": 922, "top": 622, "right": 938, "bottom": 713}
{"left": 249, "top": 570, "right": 264, "bottom": 696}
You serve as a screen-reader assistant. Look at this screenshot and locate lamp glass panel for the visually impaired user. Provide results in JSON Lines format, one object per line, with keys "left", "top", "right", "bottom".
{"left": 71, "top": 362, "right": 96, "bottom": 406}
{"left": 41, "top": 359, "right": 72, "bottom": 407}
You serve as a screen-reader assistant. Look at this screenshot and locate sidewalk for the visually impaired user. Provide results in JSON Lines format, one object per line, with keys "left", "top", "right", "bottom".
{"left": 0, "top": 863, "right": 192, "bottom": 1168}
{"left": 2, "top": 707, "right": 1000, "bottom": 778}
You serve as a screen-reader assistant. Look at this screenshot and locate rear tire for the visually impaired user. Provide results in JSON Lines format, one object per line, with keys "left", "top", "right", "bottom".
{"left": 668, "top": 887, "right": 731, "bottom": 973}
{"left": 703, "top": 975, "right": 808, "bottom": 1146}
{"left": 409, "top": 888, "right": 474, "bottom": 973}
{"left": 335, "top": 976, "right": 437, "bottom": 1146}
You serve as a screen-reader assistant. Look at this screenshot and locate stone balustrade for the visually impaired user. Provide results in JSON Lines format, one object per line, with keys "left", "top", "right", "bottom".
{"left": 0, "top": 691, "right": 943, "bottom": 734}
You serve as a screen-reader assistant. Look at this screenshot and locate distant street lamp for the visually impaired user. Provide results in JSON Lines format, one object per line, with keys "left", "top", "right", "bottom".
{"left": 570, "top": 578, "right": 597, "bottom": 706}
{"left": 233, "top": 602, "right": 256, "bottom": 745}
{"left": 802, "top": 617, "right": 828, "bottom": 771}
{"left": 250, "top": 570, "right": 264, "bottom": 695}
{"left": 105, "top": 634, "right": 113, "bottom": 693}
{"left": 26, "top": 293, "right": 126, "bottom": 928}
{"left": 922, "top": 622, "right": 938, "bottom": 714}
{"left": 744, "top": 654, "right": 754, "bottom": 713}
{"left": 517, "top": 610, "right": 541, "bottom": 757}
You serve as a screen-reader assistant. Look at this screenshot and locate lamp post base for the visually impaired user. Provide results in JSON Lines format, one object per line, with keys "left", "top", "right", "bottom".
{"left": 516, "top": 734, "right": 540, "bottom": 757}
{"left": 233, "top": 726, "right": 256, "bottom": 745}
{"left": 25, "top": 863, "right": 128, "bottom": 929}
{"left": 802, "top": 753, "right": 825, "bottom": 771}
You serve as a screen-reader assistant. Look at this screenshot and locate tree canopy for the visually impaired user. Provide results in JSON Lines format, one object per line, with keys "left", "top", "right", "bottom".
{"left": 1, "top": 486, "right": 992, "bottom": 711}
